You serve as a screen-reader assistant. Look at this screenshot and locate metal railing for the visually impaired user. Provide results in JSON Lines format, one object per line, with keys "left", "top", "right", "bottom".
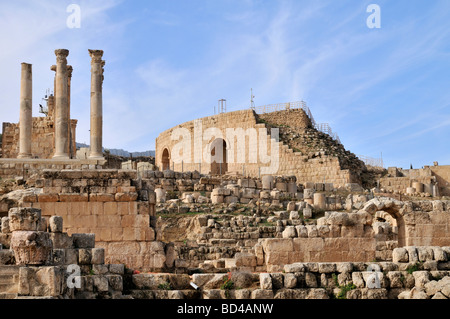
{"left": 356, "top": 155, "right": 384, "bottom": 169}
{"left": 251, "top": 100, "right": 344, "bottom": 143}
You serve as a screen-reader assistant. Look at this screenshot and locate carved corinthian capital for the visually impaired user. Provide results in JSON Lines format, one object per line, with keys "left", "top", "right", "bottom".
{"left": 89, "top": 49, "right": 104, "bottom": 63}
{"left": 55, "top": 49, "right": 69, "bottom": 63}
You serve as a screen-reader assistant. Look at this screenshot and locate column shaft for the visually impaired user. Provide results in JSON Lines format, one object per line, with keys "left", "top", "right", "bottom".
{"left": 53, "top": 49, "right": 70, "bottom": 159}
{"left": 18, "top": 63, "right": 32, "bottom": 158}
{"left": 88, "top": 49, "right": 104, "bottom": 159}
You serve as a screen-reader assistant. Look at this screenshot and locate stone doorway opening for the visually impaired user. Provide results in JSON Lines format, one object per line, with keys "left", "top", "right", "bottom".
{"left": 162, "top": 148, "right": 170, "bottom": 170}
{"left": 210, "top": 138, "right": 227, "bottom": 175}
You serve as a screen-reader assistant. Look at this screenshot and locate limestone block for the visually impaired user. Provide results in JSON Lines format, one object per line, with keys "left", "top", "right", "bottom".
{"left": 317, "top": 225, "right": 330, "bottom": 237}
{"left": 286, "top": 201, "right": 296, "bottom": 212}
{"left": 351, "top": 272, "right": 365, "bottom": 288}
{"left": 336, "top": 262, "right": 353, "bottom": 273}
{"left": 393, "top": 248, "right": 409, "bottom": 263}
{"left": 211, "top": 194, "right": 224, "bottom": 204}
{"left": 289, "top": 211, "right": 300, "bottom": 220}
{"left": 270, "top": 190, "right": 280, "bottom": 199}
{"left": 50, "top": 232, "right": 73, "bottom": 249}
{"left": 305, "top": 272, "right": 318, "bottom": 288}
{"left": 107, "top": 274, "right": 123, "bottom": 291}
{"left": 262, "top": 176, "right": 273, "bottom": 190}
{"left": 235, "top": 252, "right": 257, "bottom": 267}
{"left": 65, "top": 249, "right": 78, "bottom": 265}
{"left": 403, "top": 246, "right": 419, "bottom": 263}
{"left": 259, "top": 191, "right": 270, "bottom": 199}
{"left": 109, "top": 264, "right": 125, "bottom": 275}
{"left": 412, "top": 271, "right": 430, "bottom": 289}
{"left": 282, "top": 226, "right": 297, "bottom": 238}
{"left": 78, "top": 249, "right": 92, "bottom": 265}
{"left": 306, "top": 225, "right": 318, "bottom": 238}
{"left": 49, "top": 216, "right": 63, "bottom": 233}
{"left": 11, "top": 231, "right": 52, "bottom": 265}
{"left": 260, "top": 273, "right": 272, "bottom": 290}
{"left": 59, "top": 193, "right": 89, "bottom": 202}
{"left": 212, "top": 188, "right": 231, "bottom": 196}
{"left": 93, "top": 275, "right": 109, "bottom": 292}
{"left": 326, "top": 212, "right": 350, "bottom": 226}
{"left": 224, "top": 196, "right": 238, "bottom": 204}
{"left": 417, "top": 247, "right": 434, "bottom": 262}
{"left": 431, "top": 247, "right": 447, "bottom": 261}
{"left": 275, "top": 182, "right": 287, "bottom": 192}
{"left": 304, "top": 188, "right": 315, "bottom": 199}
{"left": 8, "top": 207, "right": 41, "bottom": 231}
{"left": 155, "top": 188, "right": 166, "bottom": 203}
{"left": 303, "top": 207, "right": 313, "bottom": 219}
{"left": 313, "top": 193, "right": 326, "bottom": 210}
{"left": 1, "top": 217, "right": 10, "bottom": 233}
{"left": 295, "top": 225, "right": 308, "bottom": 238}
{"left": 92, "top": 248, "right": 105, "bottom": 264}
{"left": 251, "top": 289, "right": 274, "bottom": 299}
{"left": 115, "top": 192, "right": 138, "bottom": 202}
{"left": 72, "top": 233, "right": 95, "bottom": 248}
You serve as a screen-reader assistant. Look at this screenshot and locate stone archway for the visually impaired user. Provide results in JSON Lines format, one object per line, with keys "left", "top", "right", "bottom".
{"left": 210, "top": 138, "right": 227, "bottom": 175}
{"left": 162, "top": 148, "right": 170, "bottom": 171}
{"left": 362, "top": 198, "right": 406, "bottom": 247}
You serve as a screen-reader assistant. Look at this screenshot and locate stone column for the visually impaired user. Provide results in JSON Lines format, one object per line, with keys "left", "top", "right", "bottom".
{"left": 18, "top": 63, "right": 33, "bottom": 158}
{"left": 88, "top": 49, "right": 104, "bottom": 159}
{"left": 67, "top": 65, "right": 73, "bottom": 158}
{"left": 52, "top": 49, "right": 70, "bottom": 160}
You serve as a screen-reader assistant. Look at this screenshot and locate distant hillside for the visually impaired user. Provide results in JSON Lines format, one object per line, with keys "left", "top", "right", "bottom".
{"left": 76, "top": 143, "right": 155, "bottom": 157}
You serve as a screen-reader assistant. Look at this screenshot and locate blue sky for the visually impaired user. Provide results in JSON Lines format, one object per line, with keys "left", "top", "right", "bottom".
{"left": 0, "top": 0, "right": 449, "bottom": 169}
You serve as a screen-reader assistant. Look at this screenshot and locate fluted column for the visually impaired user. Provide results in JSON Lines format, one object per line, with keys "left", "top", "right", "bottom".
{"left": 52, "top": 49, "right": 70, "bottom": 160}
{"left": 18, "top": 63, "right": 32, "bottom": 158}
{"left": 88, "top": 49, "right": 104, "bottom": 159}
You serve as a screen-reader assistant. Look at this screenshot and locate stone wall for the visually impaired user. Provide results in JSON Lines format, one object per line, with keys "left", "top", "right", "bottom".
{"left": 431, "top": 165, "right": 450, "bottom": 196}
{"left": 257, "top": 198, "right": 450, "bottom": 271}
{"left": 380, "top": 165, "right": 450, "bottom": 197}
{"left": 20, "top": 169, "right": 164, "bottom": 272}
{"left": 0, "top": 207, "right": 127, "bottom": 299}
{"left": 0, "top": 158, "right": 105, "bottom": 180}
{"left": 155, "top": 109, "right": 361, "bottom": 187}
{"left": 1, "top": 115, "right": 77, "bottom": 159}
{"left": 127, "top": 249, "right": 450, "bottom": 299}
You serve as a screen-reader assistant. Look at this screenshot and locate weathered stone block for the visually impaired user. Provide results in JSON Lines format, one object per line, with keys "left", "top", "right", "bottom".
{"left": 49, "top": 216, "right": 63, "bottom": 233}
{"left": 393, "top": 248, "right": 409, "bottom": 263}
{"left": 91, "top": 248, "right": 105, "bottom": 265}
{"left": 72, "top": 233, "right": 95, "bottom": 248}
{"left": 11, "top": 231, "right": 52, "bottom": 265}
{"left": 8, "top": 207, "right": 41, "bottom": 231}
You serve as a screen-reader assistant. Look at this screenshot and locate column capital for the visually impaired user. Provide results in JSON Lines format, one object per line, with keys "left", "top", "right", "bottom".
{"left": 67, "top": 65, "right": 73, "bottom": 78}
{"left": 55, "top": 49, "right": 69, "bottom": 62}
{"left": 89, "top": 49, "right": 104, "bottom": 63}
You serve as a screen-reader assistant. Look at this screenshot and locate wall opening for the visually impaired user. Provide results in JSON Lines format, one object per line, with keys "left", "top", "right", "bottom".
{"left": 162, "top": 148, "right": 170, "bottom": 171}
{"left": 210, "top": 138, "right": 227, "bottom": 175}
{"left": 379, "top": 207, "right": 406, "bottom": 247}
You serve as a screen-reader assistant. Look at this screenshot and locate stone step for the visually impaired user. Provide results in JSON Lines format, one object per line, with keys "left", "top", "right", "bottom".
{"left": 0, "top": 293, "right": 17, "bottom": 299}
{"left": 0, "top": 283, "right": 19, "bottom": 294}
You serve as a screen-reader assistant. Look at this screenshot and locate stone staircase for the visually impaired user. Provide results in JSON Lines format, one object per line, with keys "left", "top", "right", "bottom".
{"left": 0, "top": 265, "right": 20, "bottom": 299}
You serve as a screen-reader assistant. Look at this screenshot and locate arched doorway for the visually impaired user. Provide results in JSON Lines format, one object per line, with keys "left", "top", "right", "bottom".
{"left": 162, "top": 148, "right": 170, "bottom": 171}
{"left": 210, "top": 138, "right": 227, "bottom": 175}
{"left": 382, "top": 207, "right": 406, "bottom": 247}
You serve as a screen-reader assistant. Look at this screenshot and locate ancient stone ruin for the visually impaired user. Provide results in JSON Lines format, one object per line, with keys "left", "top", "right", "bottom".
{"left": 0, "top": 49, "right": 449, "bottom": 300}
